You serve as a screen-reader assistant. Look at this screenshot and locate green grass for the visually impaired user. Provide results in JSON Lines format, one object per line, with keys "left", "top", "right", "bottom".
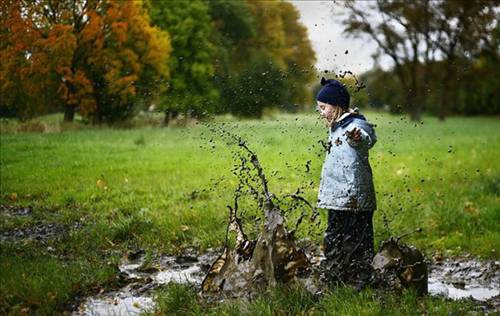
{"left": 1, "top": 111, "right": 499, "bottom": 314}
{"left": 151, "top": 283, "right": 476, "bottom": 315}
{"left": 0, "top": 250, "right": 117, "bottom": 315}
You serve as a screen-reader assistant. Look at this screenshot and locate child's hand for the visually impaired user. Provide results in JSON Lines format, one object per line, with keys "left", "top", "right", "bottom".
{"left": 346, "top": 127, "right": 362, "bottom": 142}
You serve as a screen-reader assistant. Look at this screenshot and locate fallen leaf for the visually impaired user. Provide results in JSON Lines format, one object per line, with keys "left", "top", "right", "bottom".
{"left": 96, "top": 179, "right": 105, "bottom": 188}
{"left": 433, "top": 253, "right": 443, "bottom": 262}
{"left": 96, "top": 179, "right": 106, "bottom": 189}
{"left": 9, "top": 192, "right": 17, "bottom": 201}
{"left": 463, "top": 201, "right": 479, "bottom": 215}
{"left": 48, "top": 292, "right": 57, "bottom": 300}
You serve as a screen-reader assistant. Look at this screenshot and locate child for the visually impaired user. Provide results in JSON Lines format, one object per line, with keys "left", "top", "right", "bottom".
{"left": 316, "top": 77, "right": 377, "bottom": 288}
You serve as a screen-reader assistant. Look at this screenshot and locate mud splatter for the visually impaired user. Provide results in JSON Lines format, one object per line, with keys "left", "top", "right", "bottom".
{"left": 372, "top": 238, "right": 428, "bottom": 295}
{"left": 200, "top": 137, "right": 315, "bottom": 297}
{"left": 318, "top": 139, "right": 332, "bottom": 154}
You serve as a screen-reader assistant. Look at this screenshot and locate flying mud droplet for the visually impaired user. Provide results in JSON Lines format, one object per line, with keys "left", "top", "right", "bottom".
{"left": 201, "top": 135, "right": 316, "bottom": 297}
{"left": 199, "top": 128, "right": 429, "bottom": 298}
{"left": 305, "top": 160, "right": 311, "bottom": 173}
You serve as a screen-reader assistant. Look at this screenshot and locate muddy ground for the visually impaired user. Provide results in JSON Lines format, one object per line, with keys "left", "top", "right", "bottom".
{"left": 0, "top": 205, "right": 83, "bottom": 243}
{"left": 2, "top": 205, "right": 498, "bottom": 315}
{"left": 71, "top": 248, "right": 499, "bottom": 316}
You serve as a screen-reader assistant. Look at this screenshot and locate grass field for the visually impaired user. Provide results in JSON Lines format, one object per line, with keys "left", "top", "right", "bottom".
{"left": 1, "top": 111, "right": 499, "bottom": 314}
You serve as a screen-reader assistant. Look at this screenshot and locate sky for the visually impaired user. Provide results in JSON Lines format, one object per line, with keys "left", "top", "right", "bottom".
{"left": 291, "top": 0, "right": 390, "bottom": 75}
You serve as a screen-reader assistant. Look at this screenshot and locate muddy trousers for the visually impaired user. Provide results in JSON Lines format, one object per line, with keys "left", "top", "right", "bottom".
{"left": 322, "top": 209, "right": 375, "bottom": 287}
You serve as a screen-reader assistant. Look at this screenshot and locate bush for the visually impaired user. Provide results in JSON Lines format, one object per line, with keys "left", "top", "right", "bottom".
{"left": 16, "top": 120, "right": 46, "bottom": 133}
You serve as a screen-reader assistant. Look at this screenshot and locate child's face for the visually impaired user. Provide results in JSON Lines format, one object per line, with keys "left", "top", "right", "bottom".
{"left": 317, "top": 101, "right": 340, "bottom": 125}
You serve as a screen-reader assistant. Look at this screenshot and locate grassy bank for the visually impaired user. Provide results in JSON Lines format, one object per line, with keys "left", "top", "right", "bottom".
{"left": 1, "top": 111, "right": 499, "bottom": 314}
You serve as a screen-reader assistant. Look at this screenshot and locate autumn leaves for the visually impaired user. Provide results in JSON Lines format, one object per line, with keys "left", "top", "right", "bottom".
{"left": 1, "top": 1, "right": 316, "bottom": 124}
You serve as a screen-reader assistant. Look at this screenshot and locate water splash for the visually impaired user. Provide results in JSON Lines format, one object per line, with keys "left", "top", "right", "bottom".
{"left": 201, "top": 134, "right": 317, "bottom": 297}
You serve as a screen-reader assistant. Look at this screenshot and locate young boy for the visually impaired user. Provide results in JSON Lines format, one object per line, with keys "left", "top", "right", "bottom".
{"left": 316, "top": 77, "right": 377, "bottom": 288}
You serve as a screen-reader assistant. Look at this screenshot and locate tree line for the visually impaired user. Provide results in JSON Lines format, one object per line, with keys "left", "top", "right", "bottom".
{"left": 0, "top": 0, "right": 316, "bottom": 124}
{"left": 342, "top": 0, "right": 499, "bottom": 120}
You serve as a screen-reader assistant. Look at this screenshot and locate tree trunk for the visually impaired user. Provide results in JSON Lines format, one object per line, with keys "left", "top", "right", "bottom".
{"left": 438, "top": 82, "right": 449, "bottom": 121}
{"left": 92, "top": 108, "right": 102, "bottom": 125}
{"left": 438, "top": 59, "right": 455, "bottom": 121}
{"left": 64, "top": 105, "right": 75, "bottom": 122}
{"left": 163, "top": 109, "right": 178, "bottom": 127}
{"left": 163, "top": 110, "right": 170, "bottom": 126}
{"left": 405, "top": 88, "right": 422, "bottom": 122}
{"left": 407, "top": 96, "right": 422, "bottom": 122}
{"left": 393, "top": 64, "right": 421, "bottom": 122}
{"left": 408, "top": 58, "right": 423, "bottom": 122}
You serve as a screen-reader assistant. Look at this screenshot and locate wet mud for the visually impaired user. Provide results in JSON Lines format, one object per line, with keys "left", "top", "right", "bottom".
{"left": 73, "top": 249, "right": 219, "bottom": 316}
{"left": 0, "top": 205, "right": 83, "bottom": 243}
{"left": 0, "top": 204, "right": 32, "bottom": 217}
{"left": 72, "top": 248, "right": 499, "bottom": 315}
{"left": 0, "top": 221, "right": 83, "bottom": 242}
{"left": 428, "top": 257, "right": 499, "bottom": 302}
{"left": 372, "top": 237, "right": 428, "bottom": 295}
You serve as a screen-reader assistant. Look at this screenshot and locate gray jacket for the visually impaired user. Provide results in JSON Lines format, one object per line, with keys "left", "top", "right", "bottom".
{"left": 317, "top": 113, "right": 377, "bottom": 211}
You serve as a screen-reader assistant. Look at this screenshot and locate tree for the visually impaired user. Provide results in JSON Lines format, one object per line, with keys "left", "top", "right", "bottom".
{"left": 342, "top": 0, "right": 497, "bottom": 121}
{"left": 359, "top": 67, "right": 406, "bottom": 113}
{"left": 82, "top": 0, "right": 171, "bottom": 123}
{"left": 211, "top": 0, "right": 316, "bottom": 117}
{"left": 358, "top": 38, "right": 500, "bottom": 117}
{"left": 278, "top": 1, "right": 316, "bottom": 110}
{"left": 342, "top": 0, "right": 431, "bottom": 121}
{"left": 208, "top": 0, "right": 256, "bottom": 114}
{"left": 430, "top": 0, "right": 497, "bottom": 120}
{"left": 208, "top": 0, "right": 255, "bottom": 48}
{"left": 0, "top": 0, "right": 67, "bottom": 119}
{"left": 148, "top": 0, "right": 218, "bottom": 125}
{"left": 245, "top": 0, "right": 316, "bottom": 111}
{"left": 0, "top": 0, "right": 171, "bottom": 123}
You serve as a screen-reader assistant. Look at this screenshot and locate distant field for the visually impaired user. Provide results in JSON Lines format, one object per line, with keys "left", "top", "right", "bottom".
{"left": 1, "top": 111, "right": 499, "bottom": 314}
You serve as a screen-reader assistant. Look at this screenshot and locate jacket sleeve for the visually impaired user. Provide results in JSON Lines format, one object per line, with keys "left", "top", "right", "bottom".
{"left": 345, "top": 123, "right": 377, "bottom": 149}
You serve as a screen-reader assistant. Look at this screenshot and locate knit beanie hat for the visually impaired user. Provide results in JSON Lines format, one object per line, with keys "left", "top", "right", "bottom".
{"left": 316, "top": 77, "right": 350, "bottom": 109}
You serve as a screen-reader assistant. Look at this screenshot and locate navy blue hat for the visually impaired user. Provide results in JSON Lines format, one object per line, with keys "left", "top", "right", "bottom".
{"left": 316, "top": 77, "right": 350, "bottom": 109}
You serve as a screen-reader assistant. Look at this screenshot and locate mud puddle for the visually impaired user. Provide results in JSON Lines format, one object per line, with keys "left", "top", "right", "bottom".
{"left": 73, "top": 250, "right": 499, "bottom": 315}
{"left": 428, "top": 257, "right": 499, "bottom": 302}
{"left": 73, "top": 249, "right": 219, "bottom": 316}
{"left": 0, "top": 204, "right": 84, "bottom": 243}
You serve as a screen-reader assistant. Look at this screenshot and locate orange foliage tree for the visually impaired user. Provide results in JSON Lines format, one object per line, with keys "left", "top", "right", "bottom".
{"left": 0, "top": 0, "right": 171, "bottom": 123}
